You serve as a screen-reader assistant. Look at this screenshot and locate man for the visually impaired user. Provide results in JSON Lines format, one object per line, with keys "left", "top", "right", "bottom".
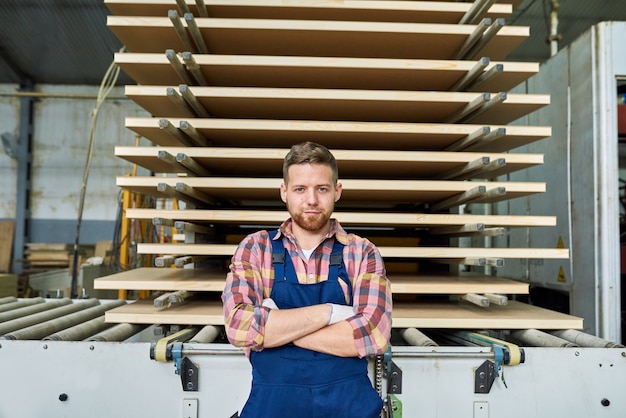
{"left": 222, "top": 141, "right": 392, "bottom": 418}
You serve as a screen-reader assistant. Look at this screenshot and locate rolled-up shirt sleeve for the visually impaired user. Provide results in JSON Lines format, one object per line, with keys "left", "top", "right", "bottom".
{"left": 344, "top": 237, "right": 393, "bottom": 358}
{"left": 222, "top": 233, "right": 273, "bottom": 351}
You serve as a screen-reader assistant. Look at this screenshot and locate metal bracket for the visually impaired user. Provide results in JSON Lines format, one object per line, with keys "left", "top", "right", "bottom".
{"left": 383, "top": 347, "right": 403, "bottom": 394}
{"left": 179, "top": 356, "right": 199, "bottom": 392}
{"left": 474, "top": 360, "right": 496, "bottom": 393}
{"left": 387, "top": 361, "right": 403, "bottom": 394}
{"left": 172, "top": 342, "right": 199, "bottom": 392}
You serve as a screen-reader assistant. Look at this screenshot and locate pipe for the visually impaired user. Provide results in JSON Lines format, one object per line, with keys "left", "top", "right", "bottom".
{"left": 0, "top": 298, "right": 71, "bottom": 322}
{"left": 401, "top": 328, "right": 438, "bottom": 347}
{"left": 43, "top": 316, "right": 113, "bottom": 341}
{"left": 0, "top": 300, "right": 125, "bottom": 340}
{"left": 0, "top": 298, "right": 99, "bottom": 336}
{"left": 190, "top": 325, "right": 221, "bottom": 343}
{"left": 0, "top": 296, "right": 18, "bottom": 305}
{"left": 0, "top": 91, "right": 128, "bottom": 100}
{"left": 550, "top": 330, "right": 625, "bottom": 348}
{"left": 0, "top": 297, "right": 45, "bottom": 314}
{"left": 549, "top": 0, "right": 561, "bottom": 57}
{"left": 510, "top": 329, "right": 577, "bottom": 347}
{"left": 88, "top": 323, "right": 149, "bottom": 342}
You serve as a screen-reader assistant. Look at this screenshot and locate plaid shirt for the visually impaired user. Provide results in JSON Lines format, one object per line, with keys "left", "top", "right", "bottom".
{"left": 222, "top": 218, "right": 392, "bottom": 358}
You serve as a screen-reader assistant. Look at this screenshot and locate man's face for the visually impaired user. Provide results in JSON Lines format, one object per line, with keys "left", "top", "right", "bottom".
{"left": 280, "top": 163, "right": 342, "bottom": 232}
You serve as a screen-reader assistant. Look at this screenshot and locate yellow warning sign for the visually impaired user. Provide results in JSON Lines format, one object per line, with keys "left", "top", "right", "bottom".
{"left": 557, "top": 266, "right": 567, "bottom": 283}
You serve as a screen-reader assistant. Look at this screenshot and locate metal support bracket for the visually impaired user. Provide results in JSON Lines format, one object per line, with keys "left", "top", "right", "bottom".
{"left": 172, "top": 343, "right": 199, "bottom": 392}
{"left": 384, "top": 347, "right": 403, "bottom": 394}
{"left": 475, "top": 360, "right": 496, "bottom": 394}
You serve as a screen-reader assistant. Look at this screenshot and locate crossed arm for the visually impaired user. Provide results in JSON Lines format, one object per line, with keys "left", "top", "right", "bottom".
{"left": 263, "top": 304, "right": 358, "bottom": 357}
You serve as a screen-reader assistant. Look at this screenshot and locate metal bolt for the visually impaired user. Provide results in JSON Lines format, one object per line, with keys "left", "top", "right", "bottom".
{"left": 187, "top": 368, "right": 194, "bottom": 376}
{"left": 43, "top": 344, "right": 48, "bottom": 350}
{"left": 621, "top": 352, "right": 626, "bottom": 358}
{"left": 601, "top": 398, "right": 610, "bottom": 407}
{"left": 186, "top": 382, "right": 194, "bottom": 390}
{"left": 479, "top": 371, "right": 485, "bottom": 378}
{"left": 575, "top": 351, "right": 579, "bottom": 356}
{"left": 89, "top": 345, "right": 95, "bottom": 351}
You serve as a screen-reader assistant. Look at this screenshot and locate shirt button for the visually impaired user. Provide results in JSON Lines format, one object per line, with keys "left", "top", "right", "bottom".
{"left": 309, "top": 274, "right": 314, "bottom": 279}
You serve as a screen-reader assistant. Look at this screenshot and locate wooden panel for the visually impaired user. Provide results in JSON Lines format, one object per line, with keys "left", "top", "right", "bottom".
{"left": 104, "top": 299, "right": 583, "bottom": 329}
{"left": 107, "top": 17, "right": 528, "bottom": 60}
{"left": 135, "top": 242, "right": 569, "bottom": 259}
{"left": 105, "top": 0, "right": 512, "bottom": 22}
{"left": 117, "top": 176, "right": 545, "bottom": 204}
{"left": 390, "top": 273, "right": 529, "bottom": 294}
{"left": 115, "top": 146, "right": 543, "bottom": 178}
{"left": 0, "top": 221, "right": 15, "bottom": 273}
{"left": 125, "top": 117, "right": 551, "bottom": 152}
{"left": 94, "top": 267, "right": 226, "bottom": 291}
{"left": 125, "top": 86, "right": 549, "bottom": 125}
{"left": 95, "top": 267, "right": 528, "bottom": 294}
{"left": 391, "top": 300, "right": 583, "bottom": 329}
{"left": 125, "top": 208, "right": 557, "bottom": 228}
{"left": 115, "top": 53, "right": 537, "bottom": 92}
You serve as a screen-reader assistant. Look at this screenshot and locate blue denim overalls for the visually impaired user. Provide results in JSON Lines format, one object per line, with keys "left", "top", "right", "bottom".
{"left": 240, "top": 230, "right": 383, "bottom": 418}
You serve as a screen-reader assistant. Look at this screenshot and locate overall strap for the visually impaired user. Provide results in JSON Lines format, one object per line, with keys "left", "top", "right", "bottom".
{"left": 269, "top": 230, "right": 285, "bottom": 282}
{"left": 329, "top": 239, "right": 353, "bottom": 304}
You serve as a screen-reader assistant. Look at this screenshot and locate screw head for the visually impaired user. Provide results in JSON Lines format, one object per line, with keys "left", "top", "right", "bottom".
{"left": 59, "top": 393, "right": 68, "bottom": 402}
{"left": 601, "top": 398, "right": 610, "bottom": 407}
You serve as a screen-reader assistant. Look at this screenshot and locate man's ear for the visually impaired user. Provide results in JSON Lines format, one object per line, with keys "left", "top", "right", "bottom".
{"left": 280, "top": 183, "right": 287, "bottom": 203}
{"left": 334, "top": 182, "right": 343, "bottom": 202}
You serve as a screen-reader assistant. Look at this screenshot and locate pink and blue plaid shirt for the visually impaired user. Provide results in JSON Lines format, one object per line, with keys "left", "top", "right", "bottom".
{"left": 222, "top": 218, "right": 392, "bottom": 358}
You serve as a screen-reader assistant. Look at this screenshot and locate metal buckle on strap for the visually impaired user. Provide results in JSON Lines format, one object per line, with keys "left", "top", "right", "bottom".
{"left": 272, "top": 253, "right": 285, "bottom": 264}
{"left": 329, "top": 254, "right": 342, "bottom": 266}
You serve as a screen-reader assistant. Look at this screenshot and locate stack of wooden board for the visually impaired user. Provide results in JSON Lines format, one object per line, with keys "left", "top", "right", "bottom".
{"left": 98, "top": 0, "right": 581, "bottom": 330}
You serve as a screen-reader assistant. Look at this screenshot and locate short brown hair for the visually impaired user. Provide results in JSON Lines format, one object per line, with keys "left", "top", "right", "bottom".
{"left": 283, "top": 142, "right": 338, "bottom": 185}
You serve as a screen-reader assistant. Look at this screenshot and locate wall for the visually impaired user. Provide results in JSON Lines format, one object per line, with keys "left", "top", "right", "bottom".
{"left": 0, "top": 83, "right": 150, "bottom": 244}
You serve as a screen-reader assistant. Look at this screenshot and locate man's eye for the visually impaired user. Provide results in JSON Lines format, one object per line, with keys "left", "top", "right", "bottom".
{"left": 318, "top": 187, "right": 328, "bottom": 192}
{"left": 294, "top": 187, "right": 305, "bottom": 192}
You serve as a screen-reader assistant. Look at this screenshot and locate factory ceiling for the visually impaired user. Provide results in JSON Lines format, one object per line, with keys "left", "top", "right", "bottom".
{"left": 0, "top": 0, "right": 625, "bottom": 87}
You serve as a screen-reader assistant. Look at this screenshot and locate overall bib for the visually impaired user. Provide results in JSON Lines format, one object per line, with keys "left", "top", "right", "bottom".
{"left": 240, "top": 231, "right": 383, "bottom": 418}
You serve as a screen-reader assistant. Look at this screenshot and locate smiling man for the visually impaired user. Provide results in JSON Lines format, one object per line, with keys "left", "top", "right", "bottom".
{"left": 222, "top": 141, "right": 393, "bottom": 418}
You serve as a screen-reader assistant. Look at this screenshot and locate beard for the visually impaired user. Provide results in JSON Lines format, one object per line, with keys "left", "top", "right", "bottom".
{"left": 291, "top": 207, "right": 332, "bottom": 232}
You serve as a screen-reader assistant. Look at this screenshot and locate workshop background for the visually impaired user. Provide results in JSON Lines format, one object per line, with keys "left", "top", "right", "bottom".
{"left": 1, "top": 1, "right": 626, "bottom": 417}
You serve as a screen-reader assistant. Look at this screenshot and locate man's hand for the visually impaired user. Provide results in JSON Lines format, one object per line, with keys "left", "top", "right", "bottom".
{"left": 327, "top": 303, "right": 354, "bottom": 325}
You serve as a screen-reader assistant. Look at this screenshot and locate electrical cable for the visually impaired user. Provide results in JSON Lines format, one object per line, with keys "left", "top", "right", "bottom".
{"left": 70, "top": 46, "right": 126, "bottom": 298}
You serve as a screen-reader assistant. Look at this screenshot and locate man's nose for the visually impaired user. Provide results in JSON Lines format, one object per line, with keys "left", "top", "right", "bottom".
{"left": 305, "top": 189, "right": 318, "bottom": 204}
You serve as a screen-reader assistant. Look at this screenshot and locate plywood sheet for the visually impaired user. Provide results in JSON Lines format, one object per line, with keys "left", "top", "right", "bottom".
{"left": 115, "top": 53, "right": 537, "bottom": 93}
{"left": 104, "top": 299, "right": 583, "bottom": 329}
{"left": 94, "top": 267, "right": 226, "bottom": 291}
{"left": 105, "top": 0, "right": 512, "bottom": 23}
{"left": 108, "top": 17, "right": 528, "bottom": 60}
{"left": 391, "top": 273, "right": 529, "bottom": 294}
{"left": 0, "top": 221, "right": 15, "bottom": 273}
{"left": 116, "top": 176, "right": 546, "bottom": 204}
{"left": 135, "top": 242, "right": 569, "bottom": 260}
{"left": 125, "top": 86, "right": 549, "bottom": 125}
{"left": 125, "top": 208, "right": 557, "bottom": 228}
{"left": 125, "top": 117, "right": 551, "bottom": 152}
{"left": 114, "top": 146, "right": 543, "bottom": 179}
{"left": 95, "top": 267, "right": 528, "bottom": 295}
